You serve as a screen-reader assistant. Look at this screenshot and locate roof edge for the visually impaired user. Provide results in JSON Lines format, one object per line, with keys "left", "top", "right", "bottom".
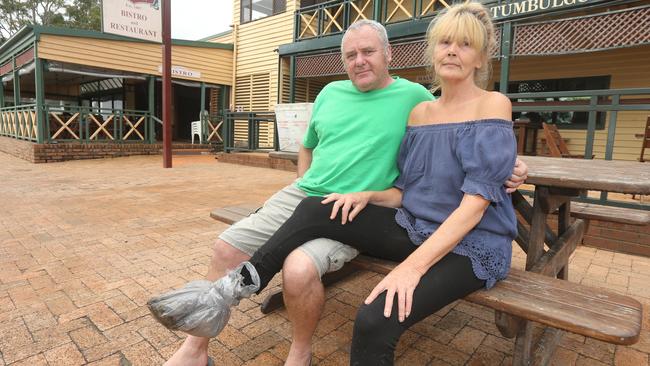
{"left": 9, "top": 24, "right": 234, "bottom": 50}
{"left": 199, "top": 30, "right": 232, "bottom": 42}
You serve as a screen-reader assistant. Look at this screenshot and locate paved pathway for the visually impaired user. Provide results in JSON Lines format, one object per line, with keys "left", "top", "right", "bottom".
{"left": 0, "top": 153, "right": 648, "bottom": 365}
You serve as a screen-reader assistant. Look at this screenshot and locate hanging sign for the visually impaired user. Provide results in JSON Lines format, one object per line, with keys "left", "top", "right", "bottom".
{"left": 490, "top": 0, "right": 611, "bottom": 21}
{"left": 102, "top": 0, "right": 162, "bottom": 43}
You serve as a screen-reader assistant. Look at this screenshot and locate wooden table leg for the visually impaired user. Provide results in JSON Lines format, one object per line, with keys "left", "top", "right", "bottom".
{"left": 513, "top": 321, "right": 534, "bottom": 365}
{"left": 557, "top": 201, "right": 571, "bottom": 280}
{"left": 511, "top": 187, "right": 585, "bottom": 364}
{"left": 527, "top": 189, "right": 549, "bottom": 270}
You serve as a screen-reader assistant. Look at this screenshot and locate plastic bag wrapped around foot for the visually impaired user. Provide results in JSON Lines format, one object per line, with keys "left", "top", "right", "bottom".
{"left": 147, "top": 261, "right": 260, "bottom": 338}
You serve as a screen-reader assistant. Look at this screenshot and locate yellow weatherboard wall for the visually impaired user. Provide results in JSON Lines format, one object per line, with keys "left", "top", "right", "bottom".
{"left": 229, "top": 1, "right": 299, "bottom": 145}
{"left": 232, "top": 1, "right": 297, "bottom": 110}
{"left": 37, "top": 34, "right": 233, "bottom": 86}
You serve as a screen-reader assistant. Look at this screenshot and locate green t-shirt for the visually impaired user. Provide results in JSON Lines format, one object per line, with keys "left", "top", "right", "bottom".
{"left": 297, "top": 77, "right": 434, "bottom": 196}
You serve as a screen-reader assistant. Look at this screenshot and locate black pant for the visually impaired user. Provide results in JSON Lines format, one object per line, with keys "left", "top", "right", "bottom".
{"left": 249, "top": 196, "right": 485, "bottom": 365}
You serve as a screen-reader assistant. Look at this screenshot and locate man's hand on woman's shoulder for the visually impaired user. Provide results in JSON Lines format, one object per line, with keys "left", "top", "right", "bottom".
{"left": 505, "top": 157, "right": 528, "bottom": 193}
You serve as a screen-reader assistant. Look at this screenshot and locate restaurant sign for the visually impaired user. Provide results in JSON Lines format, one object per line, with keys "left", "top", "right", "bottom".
{"left": 157, "top": 65, "right": 202, "bottom": 79}
{"left": 489, "top": 0, "right": 610, "bottom": 21}
{"left": 102, "top": 0, "right": 162, "bottom": 43}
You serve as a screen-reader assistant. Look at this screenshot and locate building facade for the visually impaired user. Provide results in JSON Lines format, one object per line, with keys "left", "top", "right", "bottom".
{"left": 207, "top": 0, "right": 650, "bottom": 161}
{"left": 0, "top": 25, "right": 233, "bottom": 161}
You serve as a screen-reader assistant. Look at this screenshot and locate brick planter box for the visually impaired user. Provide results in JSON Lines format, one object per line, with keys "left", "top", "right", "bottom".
{"left": 0, "top": 136, "right": 213, "bottom": 163}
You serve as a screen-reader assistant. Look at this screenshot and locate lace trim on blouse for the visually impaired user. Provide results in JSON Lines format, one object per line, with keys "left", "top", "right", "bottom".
{"left": 395, "top": 209, "right": 511, "bottom": 289}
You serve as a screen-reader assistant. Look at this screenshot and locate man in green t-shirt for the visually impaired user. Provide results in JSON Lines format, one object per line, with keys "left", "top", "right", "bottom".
{"left": 165, "top": 20, "right": 527, "bottom": 366}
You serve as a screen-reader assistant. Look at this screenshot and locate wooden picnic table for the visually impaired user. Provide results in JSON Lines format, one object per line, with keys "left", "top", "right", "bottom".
{"left": 507, "top": 156, "right": 649, "bottom": 363}
{"left": 522, "top": 155, "right": 650, "bottom": 194}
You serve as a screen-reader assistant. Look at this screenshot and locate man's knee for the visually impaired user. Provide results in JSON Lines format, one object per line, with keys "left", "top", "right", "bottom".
{"left": 282, "top": 250, "right": 321, "bottom": 294}
{"left": 211, "top": 238, "right": 250, "bottom": 268}
{"left": 294, "top": 196, "right": 330, "bottom": 217}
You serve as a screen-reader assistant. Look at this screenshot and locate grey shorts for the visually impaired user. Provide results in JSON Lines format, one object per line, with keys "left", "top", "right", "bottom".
{"left": 218, "top": 182, "right": 359, "bottom": 277}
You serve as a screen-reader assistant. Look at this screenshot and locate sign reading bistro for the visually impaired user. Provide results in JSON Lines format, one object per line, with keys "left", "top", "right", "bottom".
{"left": 102, "top": 0, "right": 162, "bottom": 43}
{"left": 157, "top": 65, "right": 202, "bottom": 79}
{"left": 489, "top": 0, "right": 610, "bottom": 20}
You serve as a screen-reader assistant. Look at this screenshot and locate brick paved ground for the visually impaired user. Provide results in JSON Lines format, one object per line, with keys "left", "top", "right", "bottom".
{"left": 0, "top": 152, "right": 648, "bottom": 366}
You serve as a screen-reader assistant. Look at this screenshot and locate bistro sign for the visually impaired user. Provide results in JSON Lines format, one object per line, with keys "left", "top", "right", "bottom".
{"left": 102, "top": 0, "right": 162, "bottom": 42}
{"left": 157, "top": 65, "right": 202, "bottom": 79}
{"left": 489, "top": 0, "right": 609, "bottom": 21}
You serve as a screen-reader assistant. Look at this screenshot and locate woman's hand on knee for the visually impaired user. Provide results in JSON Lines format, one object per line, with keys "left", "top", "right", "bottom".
{"left": 321, "top": 192, "right": 370, "bottom": 225}
{"left": 364, "top": 264, "right": 424, "bottom": 323}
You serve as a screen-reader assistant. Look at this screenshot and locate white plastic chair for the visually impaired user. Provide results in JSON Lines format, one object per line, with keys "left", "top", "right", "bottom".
{"left": 191, "top": 120, "right": 202, "bottom": 144}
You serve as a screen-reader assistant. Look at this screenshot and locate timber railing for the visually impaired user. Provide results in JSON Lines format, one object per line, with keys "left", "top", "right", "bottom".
{"left": 508, "top": 87, "right": 650, "bottom": 209}
{"left": 0, "top": 104, "right": 156, "bottom": 144}
{"left": 0, "top": 104, "right": 38, "bottom": 142}
{"left": 223, "top": 111, "right": 277, "bottom": 152}
{"left": 43, "top": 105, "right": 155, "bottom": 143}
{"left": 294, "top": 0, "right": 500, "bottom": 41}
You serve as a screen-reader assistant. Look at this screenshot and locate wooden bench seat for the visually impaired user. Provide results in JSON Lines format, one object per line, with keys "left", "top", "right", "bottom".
{"left": 521, "top": 196, "right": 650, "bottom": 226}
{"left": 210, "top": 204, "right": 643, "bottom": 350}
{"left": 571, "top": 202, "right": 650, "bottom": 225}
{"left": 210, "top": 204, "right": 261, "bottom": 225}
{"left": 351, "top": 255, "right": 641, "bottom": 345}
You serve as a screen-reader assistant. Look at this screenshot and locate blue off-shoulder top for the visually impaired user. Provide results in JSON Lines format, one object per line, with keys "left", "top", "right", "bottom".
{"left": 393, "top": 119, "right": 518, "bottom": 288}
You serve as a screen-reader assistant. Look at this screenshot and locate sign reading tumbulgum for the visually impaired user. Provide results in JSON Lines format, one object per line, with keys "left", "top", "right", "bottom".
{"left": 490, "top": 0, "right": 609, "bottom": 21}
{"left": 102, "top": 0, "right": 162, "bottom": 43}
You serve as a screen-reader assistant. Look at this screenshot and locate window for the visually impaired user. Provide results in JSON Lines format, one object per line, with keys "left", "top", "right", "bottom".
{"left": 241, "top": 0, "right": 286, "bottom": 23}
{"left": 497, "top": 76, "right": 610, "bottom": 130}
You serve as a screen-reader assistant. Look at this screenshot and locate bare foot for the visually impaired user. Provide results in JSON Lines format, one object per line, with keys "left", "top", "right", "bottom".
{"left": 164, "top": 335, "right": 209, "bottom": 366}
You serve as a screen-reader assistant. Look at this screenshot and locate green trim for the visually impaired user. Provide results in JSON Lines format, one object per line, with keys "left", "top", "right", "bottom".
{"left": 385, "top": 18, "right": 430, "bottom": 39}
{"left": 0, "top": 81, "right": 4, "bottom": 108}
{"left": 221, "top": 86, "right": 231, "bottom": 152}
{"left": 1, "top": 24, "right": 233, "bottom": 57}
{"left": 12, "top": 57, "right": 20, "bottom": 106}
{"left": 279, "top": 35, "right": 342, "bottom": 56}
{"left": 13, "top": 57, "right": 19, "bottom": 138}
{"left": 171, "top": 39, "right": 233, "bottom": 50}
{"left": 34, "top": 56, "right": 45, "bottom": 143}
{"left": 279, "top": 18, "right": 430, "bottom": 56}
{"left": 199, "top": 30, "right": 232, "bottom": 41}
{"left": 604, "top": 94, "right": 619, "bottom": 161}
{"left": 584, "top": 96, "right": 599, "bottom": 158}
{"left": 148, "top": 76, "right": 155, "bottom": 144}
{"left": 200, "top": 82, "right": 206, "bottom": 114}
{"left": 0, "top": 27, "right": 36, "bottom": 68}
{"left": 289, "top": 56, "right": 296, "bottom": 103}
{"left": 373, "top": 0, "right": 382, "bottom": 21}
{"left": 499, "top": 22, "right": 512, "bottom": 94}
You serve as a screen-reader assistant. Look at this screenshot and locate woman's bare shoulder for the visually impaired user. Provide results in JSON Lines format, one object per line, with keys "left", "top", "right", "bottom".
{"left": 408, "top": 101, "right": 437, "bottom": 125}
{"left": 478, "top": 91, "right": 512, "bottom": 120}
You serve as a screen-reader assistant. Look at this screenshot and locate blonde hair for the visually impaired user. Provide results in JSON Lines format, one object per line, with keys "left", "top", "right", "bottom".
{"left": 425, "top": 2, "right": 496, "bottom": 92}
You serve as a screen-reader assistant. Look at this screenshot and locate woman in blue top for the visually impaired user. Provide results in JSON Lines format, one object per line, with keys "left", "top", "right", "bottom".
{"left": 149, "top": 2, "right": 517, "bottom": 365}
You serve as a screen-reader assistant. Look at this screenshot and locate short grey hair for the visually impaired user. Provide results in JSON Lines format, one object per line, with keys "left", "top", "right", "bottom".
{"left": 340, "top": 19, "right": 390, "bottom": 58}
